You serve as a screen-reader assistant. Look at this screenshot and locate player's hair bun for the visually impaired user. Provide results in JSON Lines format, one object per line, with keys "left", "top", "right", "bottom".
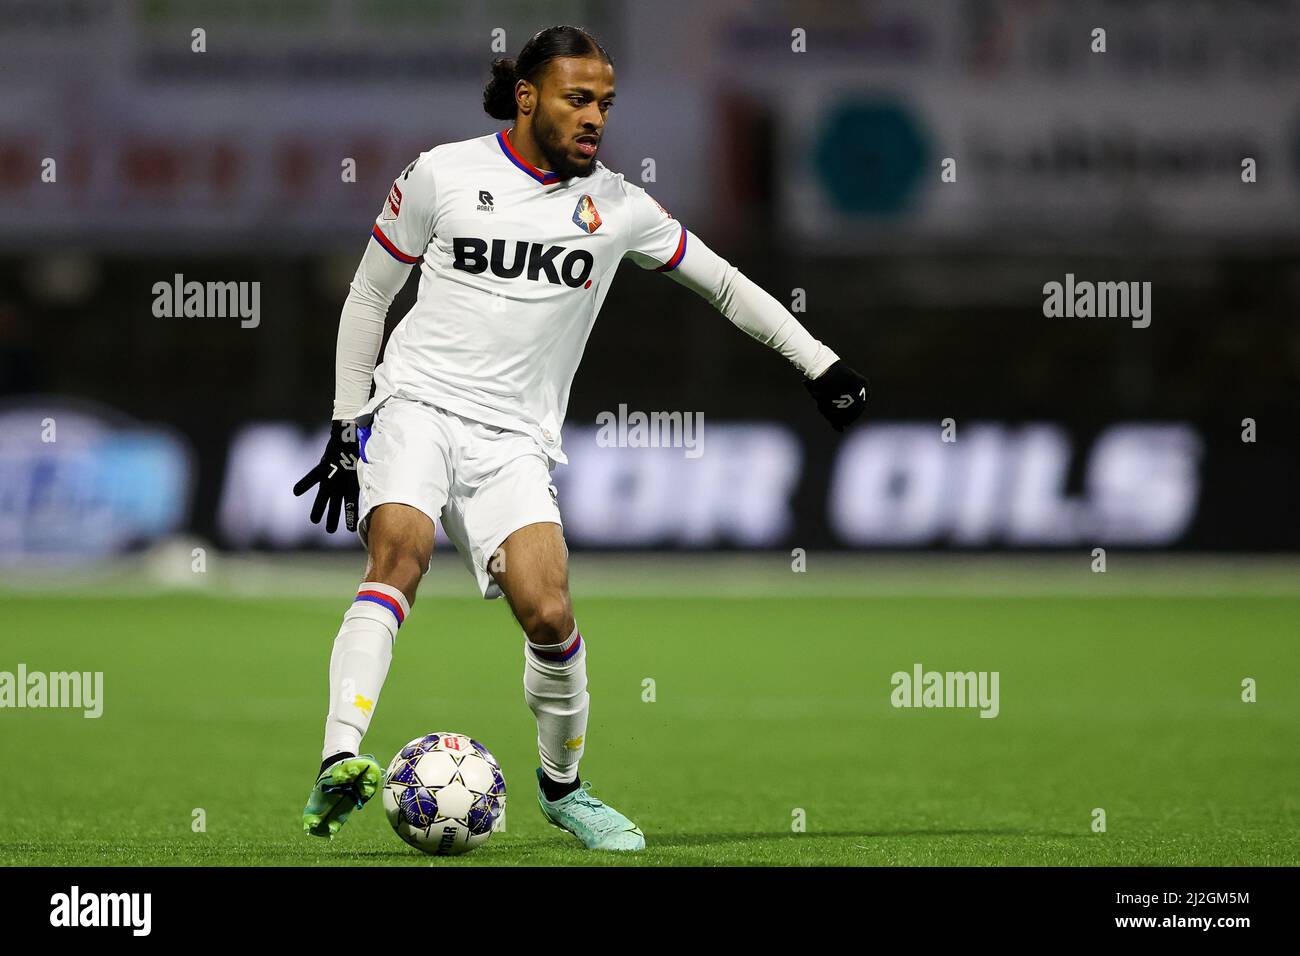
{"left": 482, "top": 57, "right": 520, "bottom": 120}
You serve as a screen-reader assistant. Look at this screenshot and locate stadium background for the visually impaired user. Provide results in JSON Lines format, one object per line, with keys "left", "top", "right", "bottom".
{"left": 3, "top": 0, "right": 1298, "bottom": 563}
{"left": 0, "top": 0, "right": 1297, "bottom": 868}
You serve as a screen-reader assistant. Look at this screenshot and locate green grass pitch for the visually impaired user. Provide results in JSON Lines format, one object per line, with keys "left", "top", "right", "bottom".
{"left": 1, "top": 581, "right": 1297, "bottom": 866}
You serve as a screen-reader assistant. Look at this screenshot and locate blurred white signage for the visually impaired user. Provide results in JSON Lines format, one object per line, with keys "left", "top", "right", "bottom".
{"left": 217, "top": 419, "right": 1201, "bottom": 549}
{"left": 828, "top": 423, "right": 1202, "bottom": 547}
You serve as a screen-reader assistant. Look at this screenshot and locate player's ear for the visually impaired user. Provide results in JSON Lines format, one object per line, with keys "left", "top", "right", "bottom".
{"left": 514, "top": 78, "right": 535, "bottom": 116}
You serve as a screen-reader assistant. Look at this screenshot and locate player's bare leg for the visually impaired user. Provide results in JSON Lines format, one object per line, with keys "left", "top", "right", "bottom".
{"left": 493, "top": 521, "right": 575, "bottom": 646}
{"left": 360, "top": 502, "right": 434, "bottom": 607}
{"left": 304, "top": 503, "right": 434, "bottom": 837}
{"left": 493, "top": 522, "right": 644, "bottom": 850}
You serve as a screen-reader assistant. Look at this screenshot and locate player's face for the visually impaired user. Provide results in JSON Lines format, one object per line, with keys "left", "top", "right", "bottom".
{"left": 532, "top": 56, "right": 615, "bottom": 180}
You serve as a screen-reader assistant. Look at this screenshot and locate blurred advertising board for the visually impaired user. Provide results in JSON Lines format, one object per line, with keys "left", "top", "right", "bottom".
{"left": 0, "top": 397, "right": 193, "bottom": 565}
{"left": 214, "top": 419, "right": 1220, "bottom": 551}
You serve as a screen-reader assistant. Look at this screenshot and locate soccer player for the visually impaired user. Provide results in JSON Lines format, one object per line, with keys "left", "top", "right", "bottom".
{"left": 296, "top": 25, "right": 868, "bottom": 851}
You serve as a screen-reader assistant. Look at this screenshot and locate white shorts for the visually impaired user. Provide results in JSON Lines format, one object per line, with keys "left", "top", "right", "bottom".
{"left": 355, "top": 397, "right": 562, "bottom": 599}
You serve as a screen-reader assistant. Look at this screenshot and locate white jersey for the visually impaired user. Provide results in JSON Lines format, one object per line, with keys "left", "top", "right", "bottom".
{"left": 359, "top": 130, "right": 687, "bottom": 464}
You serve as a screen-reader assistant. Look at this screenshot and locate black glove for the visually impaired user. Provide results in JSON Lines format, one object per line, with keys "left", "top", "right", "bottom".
{"left": 804, "top": 360, "right": 869, "bottom": 432}
{"left": 293, "top": 420, "right": 361, "bottom": 533}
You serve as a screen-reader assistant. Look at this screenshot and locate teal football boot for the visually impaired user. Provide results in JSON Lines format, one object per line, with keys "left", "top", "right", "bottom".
{"left": 536, "top": 768, "right": 645, "bottom": 851}
{"left": 302, "top": 755, "right": 384, "bottom": 838}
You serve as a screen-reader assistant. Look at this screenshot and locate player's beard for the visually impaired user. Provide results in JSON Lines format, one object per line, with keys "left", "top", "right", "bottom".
{"left": 532, "top": 106, "right": 597, "bottom": 181}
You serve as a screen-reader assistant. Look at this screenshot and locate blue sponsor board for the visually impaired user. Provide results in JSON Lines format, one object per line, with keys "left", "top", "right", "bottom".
{"left": 0, "top": 398, "right": 193, "bottom": 565}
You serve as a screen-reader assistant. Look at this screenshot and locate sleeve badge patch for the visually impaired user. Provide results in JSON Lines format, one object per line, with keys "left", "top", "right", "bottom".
{"left": 381, "top": 181, "right": 403, "bottom": 221}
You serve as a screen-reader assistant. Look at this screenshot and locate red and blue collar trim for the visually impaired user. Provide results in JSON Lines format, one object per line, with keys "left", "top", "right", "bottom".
{"left": 496, "top": 129, "right": 561, "bottom": 185}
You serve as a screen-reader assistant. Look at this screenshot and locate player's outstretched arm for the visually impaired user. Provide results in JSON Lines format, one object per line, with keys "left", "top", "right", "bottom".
{"left": 294, "top": 235, "right": 416, "bottom": 533}
{"left": 663, "top": 233, "right": 870, "bottom": 432}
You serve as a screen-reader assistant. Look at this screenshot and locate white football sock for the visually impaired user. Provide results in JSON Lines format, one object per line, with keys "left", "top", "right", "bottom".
{"left": 523, "top": 625, "right": 589, "bottom": 784}
{"left": 321, "top": 582, "right": 409, "bottom": 760}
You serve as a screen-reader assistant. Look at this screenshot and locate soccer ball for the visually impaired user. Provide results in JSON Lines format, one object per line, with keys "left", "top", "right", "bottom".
{"left": 383, "top": 732, "right": 507, "bottom": 855}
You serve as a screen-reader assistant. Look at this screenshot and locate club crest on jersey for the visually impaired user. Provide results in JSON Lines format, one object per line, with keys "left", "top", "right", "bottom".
{"left": 572, "top": 195, "right": 602, "bottom": 234}
{"left": 382, "top": 181, "right": 402, "bottom": 221}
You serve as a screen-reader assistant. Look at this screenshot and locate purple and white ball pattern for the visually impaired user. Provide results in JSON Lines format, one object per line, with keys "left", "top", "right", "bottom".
{"left": 383, "top": 732, "right": 507, "bottom": 855}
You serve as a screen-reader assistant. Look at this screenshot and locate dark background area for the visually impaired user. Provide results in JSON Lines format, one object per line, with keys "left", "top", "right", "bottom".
{"left": 1, "top": 0, "right": 1297, "bottom": 556}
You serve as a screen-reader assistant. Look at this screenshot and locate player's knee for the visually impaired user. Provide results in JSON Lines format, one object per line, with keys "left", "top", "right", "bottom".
{"left": 366, "top": 534, "right": 429, "bottom": 599}
{"left": 521, "top": 594, "right": 574, "bottom": 645}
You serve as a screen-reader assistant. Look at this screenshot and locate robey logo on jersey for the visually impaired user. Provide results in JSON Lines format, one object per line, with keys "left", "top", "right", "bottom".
{"left": 452, "top": 238, "right": 596, "bottom": 289}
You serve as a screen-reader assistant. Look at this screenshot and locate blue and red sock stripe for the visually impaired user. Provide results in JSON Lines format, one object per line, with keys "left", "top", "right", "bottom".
{"left": 529, "top": 632, "right": 583, "bottom": 662}
{"left": 371, "top": 224, "right": 421, "bottom": 264}
{"left": 355, "top": 589, "right": 406, "bottom": 626}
